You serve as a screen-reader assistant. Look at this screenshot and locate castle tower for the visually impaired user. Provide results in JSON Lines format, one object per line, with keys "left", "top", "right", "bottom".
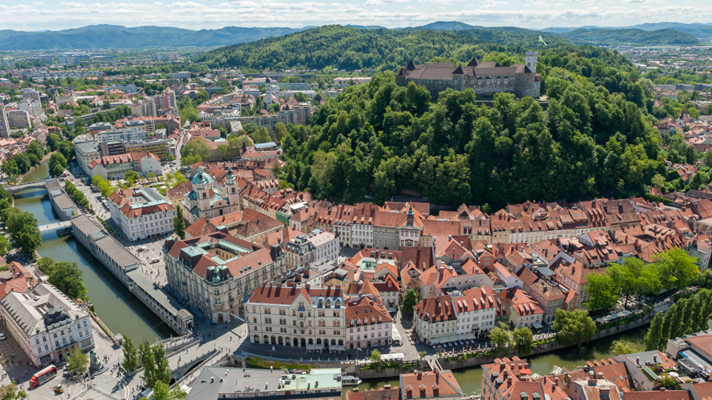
{"left": 525, "top": 52, "right": 538, "bottom": 74}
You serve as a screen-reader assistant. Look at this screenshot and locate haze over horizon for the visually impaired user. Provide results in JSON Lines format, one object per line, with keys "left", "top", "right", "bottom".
{"left": 1, "top": 0, "right": 711, "bottom": 32}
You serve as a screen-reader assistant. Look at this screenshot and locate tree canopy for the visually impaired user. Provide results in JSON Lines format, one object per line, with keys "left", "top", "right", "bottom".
{"left": 552, "top": 309, "right": 596, "bottom": 347}
{"left": 275, "top": 45, "right": 665, "bottom": 208}
{"left": 6, "top": 211, "right": 41, "bottom": 255}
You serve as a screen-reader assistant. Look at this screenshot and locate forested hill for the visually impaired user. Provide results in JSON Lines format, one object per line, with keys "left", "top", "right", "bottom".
{"left": 564, "top": 28, "right": 698, "bottom": 46}
{"left": 274, "top": 46, "right": 666, "bottom": 209}
{"left": 197, "top": 25, "right": 570, "bottom": 71}
{"left": 196, "top": 25, "right": 696, "bottom": 71}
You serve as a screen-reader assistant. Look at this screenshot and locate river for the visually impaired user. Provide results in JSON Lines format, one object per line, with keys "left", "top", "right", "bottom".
{"left": 14, "top": 161, "right": 172, "bottom": 343}
{"left": 351, "top": 324, "right": 648, "bottom": 396}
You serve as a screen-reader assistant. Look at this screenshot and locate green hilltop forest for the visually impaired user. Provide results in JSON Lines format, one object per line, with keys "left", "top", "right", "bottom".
{"left": 268, "top": 44, "right": 670, "bottom": 208}
{"left": 196, "top": 25, "right": 697, "bottom": 71}
{"left": 197, "top": 25, "right": 564, "bottom": 71}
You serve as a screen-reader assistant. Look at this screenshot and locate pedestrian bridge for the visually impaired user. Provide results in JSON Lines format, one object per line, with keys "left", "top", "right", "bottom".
{"left": 6, "top": 181, "right": 47, "bottom": 194}
{"left": 38, "top": 220, "right": 72, "bottom": 233}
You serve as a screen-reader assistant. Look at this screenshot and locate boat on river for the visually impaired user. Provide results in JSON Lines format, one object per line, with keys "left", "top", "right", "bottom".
{"left": 341, "top": 375, "right": 362, "bottom": 386}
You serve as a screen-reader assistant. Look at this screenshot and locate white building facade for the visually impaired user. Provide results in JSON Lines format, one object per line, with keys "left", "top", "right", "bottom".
{"left": 246, "top": 285, "right": 346, "bottom": 350}
{"left": 0, "top": 284, "right": 94, "bottom": 367}
{"left": 452, "top": 287, "right": 497, "bottom": 335}
{"left": 307, "top": 229, "right": 339, "bottom": 264}
{"left": 108, "top": 187, "right": 176, "bottom": 241}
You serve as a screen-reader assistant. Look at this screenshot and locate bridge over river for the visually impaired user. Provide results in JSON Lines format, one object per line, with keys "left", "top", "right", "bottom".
{"left": 6, "top": 180, "right": 49, "bottom": 194}
{"left": 38, "top": 220, "right": 72, "bottom": 233}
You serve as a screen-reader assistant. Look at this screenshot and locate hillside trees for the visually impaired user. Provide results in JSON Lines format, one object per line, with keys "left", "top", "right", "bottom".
{"left": 279, "top": 57, "right": 664, "bottom": 208}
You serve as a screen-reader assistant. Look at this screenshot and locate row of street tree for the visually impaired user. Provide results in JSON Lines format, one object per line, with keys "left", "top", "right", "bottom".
{"left": 122, "top": 337, "right": 186, "bottom": 400}
{"left": 586, "top": 248, "right": 699, "bottom": 311}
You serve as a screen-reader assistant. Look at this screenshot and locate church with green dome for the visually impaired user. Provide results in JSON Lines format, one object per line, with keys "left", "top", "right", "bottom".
{"left": 181, "top": 166, "right": 241, "bottom": 224}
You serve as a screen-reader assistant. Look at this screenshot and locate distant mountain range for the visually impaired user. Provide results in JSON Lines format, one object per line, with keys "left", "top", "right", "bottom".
{"left": 0, "top": 21, "right": 708, "bottom": 51}
{"left": 0, "top": 24, "right": 304, "bottom": 50}
{"left": 545, "top": 22, "right": 712, "bottom": 38}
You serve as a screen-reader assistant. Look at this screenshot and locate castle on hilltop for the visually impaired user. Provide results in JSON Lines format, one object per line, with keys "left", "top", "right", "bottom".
{"left": 396, "top": 51, "right": 542, "bottom": 99}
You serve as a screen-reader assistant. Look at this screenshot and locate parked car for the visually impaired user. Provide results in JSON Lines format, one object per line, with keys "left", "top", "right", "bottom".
{"left": 0, "top": 333, "right": 6, "bottom": 340}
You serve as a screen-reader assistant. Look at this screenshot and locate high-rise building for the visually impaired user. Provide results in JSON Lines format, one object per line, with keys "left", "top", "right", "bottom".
{"left": 155, "top": 88, "right": 177, "bottom": 114}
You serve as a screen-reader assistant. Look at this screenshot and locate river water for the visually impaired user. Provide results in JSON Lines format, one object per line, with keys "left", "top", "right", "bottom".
{"left": 13, "top": 161, "right": 171, "bottom": 343}
{"left": 353, "top": 324, "right": 648, "bottom": 396}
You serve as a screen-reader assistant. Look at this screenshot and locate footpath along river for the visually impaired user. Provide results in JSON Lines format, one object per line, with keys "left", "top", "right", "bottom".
{"left": 353, "top": 324, "right": 648, "bottom": 396}
{"left": 13, "top": 161, "right": 172, "bottom": 342}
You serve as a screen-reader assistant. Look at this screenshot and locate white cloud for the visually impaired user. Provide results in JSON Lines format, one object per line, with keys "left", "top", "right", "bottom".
{"left": 0, "top": 0, "right": 708, "bottom": 31}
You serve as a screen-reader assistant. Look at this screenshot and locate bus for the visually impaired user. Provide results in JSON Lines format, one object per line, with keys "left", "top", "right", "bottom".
{"left": 29, "top": 365, "right": 57, "bottom": 388}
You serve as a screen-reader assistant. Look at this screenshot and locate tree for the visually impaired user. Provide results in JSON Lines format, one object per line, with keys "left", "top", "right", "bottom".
{"left": 58, "top": 141, "right": 74, "bottom": 161}
{"left": 401, "top": 288, "right": 417, "bottom": 317}
{"left": 697, "top": 269, "right": 712, "bottom": 289}
{"left": 552, "top": 309, "right": 596, "bottom": 348}
{"left": 644, "top": 312, "right": 665, "bottom": 351}
{"left": 585, "top": 272, "right": 619, "bottom": 311}
{"left": 151, "top": 381, "right": 171, "bottom": 400}
{"left": 37, "top": 257, "right": 55, "bottom": 274}
{"left": 122, "top": 337, "right": 139, "bottom": 373}
{"left": 66, "top": 347, "right": 88, "bottom": 375}
{"left": 489, "top": 322, "right": 513, "bottom": 356}
{"left": 609, "top": 258, "right": 661, "bottom": 307}
{"left": 512, "top": 327, "right": 533, "bottom": 356}
{"left": 139, "top": 340, "right": 156, "bottom": 388}
{"left": 370, "top": 349, "right": 382, "bottom": 362}
{"left": 659, "top": 374, "right": 680, "bottom": 390}
{"left": 47, "top": 262, "right": 87, "bottom": 300}
{"left": 48, "top": 153, "right": 68, "bottom": 177}
{"left": 0, "top": 383, "right": 26, "bottom": 399}
{"left": 6, "top": 211, "right": 41, "bottom": 255}
{"left": 153, "top": 344, "right": 171, "bottom": 386}
{"left": 0, "top": 236, "right": 10, "bottom": 256}
{"left": 124, "top": 170, "right": 140, "bottom": 186}
{"left": 170, "top": 387, "right": 187, "bottom": 400}
{"left": 610, "top": 339, "right": 639, "bottom": 355}
{"left": 148, "top": 381, "right": 186, "bottom": 400}
{"left": 25, "top": 140, "right": 43, "bottom": 161}
{"left": 654, "top": 248, "right": 700, "bottom": 290}
{"left": 173, "top": 205, "right": 186, "bottom": 240}
{"left": 92, "top": 175, "right": 116, "bottom": 197}
{"left": 181, "top": 140, "right": 211, "bottom": 164}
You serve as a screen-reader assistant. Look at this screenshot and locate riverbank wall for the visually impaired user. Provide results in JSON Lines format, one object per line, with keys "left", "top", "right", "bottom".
{"left": 236, "top": 313, "right": 655, "bottom": 380}
{"left": 71, "top": 213, "right": 194, "bottom": 335}
{"left": 436, "top": 315, "right": 653, "bottom": 373}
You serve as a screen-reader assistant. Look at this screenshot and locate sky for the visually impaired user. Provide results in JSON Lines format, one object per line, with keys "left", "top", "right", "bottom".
{"left": 1, "top": 0, "right": 710, "bottom": 31}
